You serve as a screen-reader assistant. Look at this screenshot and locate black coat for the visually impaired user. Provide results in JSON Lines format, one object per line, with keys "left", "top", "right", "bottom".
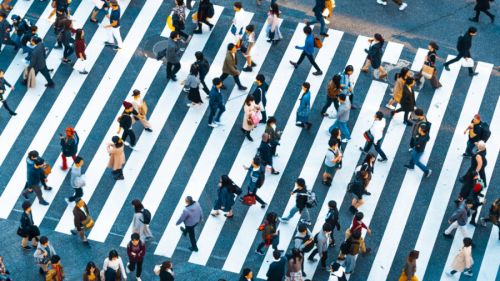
{"left": 457, "top": 33, "right": 472, "bottom": 57}
{"left": 475, "top": 0, "right": 491, "bottom": 11}
{"left": 400, "top": 85, "right": 416, "bottom": 112}
{"left": 29, "top": 43, "right": 47, "bottom": 71}
{"left": 266, "top": 257, "right": 286, "bottom": 281}
{"left": 159, "top": 270, "right": 174, "bottom": 281}
{"left": 366, "top": 42, "right": 384, "bottom": 69}
{"left": 197, "top": 0, "right": 211, "bottom": 21}
{"left": 312, "top": 0, "right": 326, "bottom": 13}
{"left": 60, "top": 133, "right": 79, "bottom": 157}
{"left": 258, "top": 141, "right": 273, "bottom": 167}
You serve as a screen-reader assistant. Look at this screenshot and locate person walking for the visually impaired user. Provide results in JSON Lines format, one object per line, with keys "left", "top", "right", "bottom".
{"left": 328, "top": 94, "right": 351, "bottom": 142}
{"left": 470, "top": 0, "right": 495, "bottom": 23}
{"left": 286, "top": 248, "right": 305, "bottom": 280}
{"left": 107, "top": 136, "right": 125, "bottom": 180}
{"left": 480, "top": 198, "right": 500, "bottom": 240}
{"left": 208, "top": 78, "right": 225, "bottom": 128}
{"left": 325, "top": 200, "right": 341, "bottom": 247}
{"left": 464, "top": 140, "right": 488, "bottom": 187}
{"left": 0, "top": 12, "right": 15, "bottom": 52}
{"left": 0, "top": 69, "right": 16, "bottom": 116}
{"left": 386, "top": 67, "right": 410, "bottom": 110}
{"left": 409, "top": 108, "right": 430, "bottom": 150}
{"left": 305, "top": 0, "right": 328, "bottom": 37}
{"left": 322, "top": 139, "right": 342, "bottom": 186}
{"left": 83, "top": 261, "right": 101, "bottom": 281}
{"left": 66, "top": 156, "right": 85, "bottom": 203}
{"left": 131, "top": 89, "right": 152, "bottom": 132}
{"left": 126, "top": 233, "right": 146, "bottom": 281}
{"left": 239, "top": 268, "right": 255, "bottom": 281}
{"left": 399, "top": 250, "right": 418, "bottom": 281}
{"left": 220, "top": 43, "right": 247, "bottom": 91}
{"left": 241, "top": 25, "right": 256, "bottom": 72}
{"left": 280, "top": 178, "right": 311, "bottom": 225}
{"left": 467, "top": 183, "right": 484, "bottom": 226}
{"left": 19, "top": 201, "right": 40, "bottom": 250}
{"left": 362, "top": 111, "right": 388, "bottom": 162}
{"left": 414, "top": 42, "right": 442, "bottom": 90}
{"left": 59, "top": 19, "right": 74, "bottom": 64}
{"left": 131, "top": 199, "right": 153, "bottom": 241}
{"left": 194, "top": 51, "right": 211, "bottom": 95}
{"left": 321, "top": 74, "right": 341, "bottom": 116}
{"left": 266, "top": 3, "right": 282, "bottom": 44}
{"left": 59, "top": 127, "right": 79, "bottom": 171}
{"left": 443, "top": 27, "right": 478, "bottom": 76}
{"left": 28, "top": 36, "right": 55, "bottom": 87}
{"left": 255, "top": 212, "right": 280, "bottom": 255}
{"left": 328, "top": 262, "right": 347, "bottom": 281}
{"left": 242, "top": 95, "right": 260, "bottom": 141}
{"left": 21, "top": 157, "right": 50, "bottom": 205}
{"left": 463, "top": 114, "right": 485, "bottom": 157}
{"left": 176, "top": 196, "right": 203, "bottom": 252}
{"left": 339, "top": 65, "right": 357, "bottom": 109}
{"left": 404, "top": 125, "right": 431, "bottom": 177}
{"left": 211, "top": 175, "right": 238, "bottom": 218}
{"left": 45, "top": 255, "right": 64, "bottom": 281}
{"left": 446, "top": 238, "right": 474, "bottom": 277}
{"left": 183, "top": 64, "right": 203, "bottom": 107}
{"left": 252, "top": 74, "right": 268, "bottom": 124}
{"left": 342, "top": 230, "right": 371, "bottom": 274}
{"left": 258, "top": 133, "right": 280, "bottom": 174}
{"left": 172, "top": 0, "right": 191, "bottom": 42}
{"left": 193, "top": 0, "right": 214, "bottom": 34}
{"left": 348, "top": 170, "right": 372, "bottom": 213}
{"left": 391, "top": 77, "right": 416, "bottom": 126}
{"left": 266, "top": 250, "right": 286, "bottom": 281}
{"left": 290, "top": 26, "right": 322, "bottom": 76}
{"left": 104, "top": 1, "right": 123, "bottom": 50}
{"left": 296, "top": 82, "right": 312, "bottom": 130}
{"left": 70, "top": 198, "right": 92, "bottom": 244}
{"left": 158, "top": 261, "right": 174, "bottom": 281}
{"left": 102, "top": 250, "right": 127, "bottom": 280}
{"left": 157, "top": 31, "right": 182, "bottom": 81}
{"left": 361, "top": 34, "right": 387, "bottom": 79}
{"left": 443, "top": 199, "right": 474, "bottom": 238}
{"left": 74, "top": 28, "right": 88, "bottom": 74}
{"left": 117, "top": 101, "right": 137, "bottom": 148}
{"left": 265, "top": 117, "right": 281, "bottom": 156}
{"left": 34, "top": 236, "right": 56, "bottom": 275}
{"left": 0, "top": 256, "right": 11, "bottom": 281}
{"left": 376, "top": 0, "right": 408, "bottom": 11}
{"left": 231, "top": 2, "right": 246, "bottom": 45}
{"left": 307, "top": 223, "right": 333, "bottom": 269}
{"left": 241, "top": 157, "right": 267, "bottom": 208}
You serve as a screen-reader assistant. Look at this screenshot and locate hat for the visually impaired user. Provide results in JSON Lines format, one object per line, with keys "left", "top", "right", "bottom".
{"left": 132, "top": 89, "right": 141, "bottom": 96}
{"left": 122, "top": 101, "right": 133, "bottom": 109}
{"left": 473, "top": 183, "right": 482, "bottom": 193}
{"left": 474, "top": 114, "right": 481, "bottom": 120}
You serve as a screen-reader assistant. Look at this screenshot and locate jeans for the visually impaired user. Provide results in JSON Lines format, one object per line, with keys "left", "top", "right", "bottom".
{"left": 220, "top": 72, "right": 244, "bottom": 88}
{"left": 183, "top": 224, "right": 198, "bottom": 250}
{"left": 282, "top": 206, "right": 310, "bottom": 222}
{"left": 208, "top": 105, "right": 225, "bottom": 124}
{"left": 408, "top": 150, "right": 429, "bottom": 174}
{"left": 127, "top": 260, "right": 143, "bottom": 277}
{"left": 122, "top": 128, "right": 136, "bottom": 146}
{"left": 320, "top": 96, "right": 339, "bottom": 115}
{"left": 166, "top": 62, "right": 181, "bottom": 79}
{"left": 465, "top": 139, "right": 475, "bottom": 156}
{"left": 344, "top": 254, "right": 357, "bottom": 273}
{"left": 308, "top": 10, "right": 326, "bottom": 34}
{"left": 364, "top": 140, "right": 387, "bottom": 160}
{"left": 68, "top": 188, "right": 83, "bottom": 202}
{"left": 296, "top": 51, "right": 321, "bottom": 72}
{"left": 329, "top": 120, "right": 351, "bottom": 140}
{"left": 444, "top": 55, "right": 474, "bottom": 74}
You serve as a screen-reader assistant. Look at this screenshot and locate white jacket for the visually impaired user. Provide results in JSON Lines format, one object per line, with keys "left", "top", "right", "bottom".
{"left": 369, "top": 118, "right": 386, "bottom": 143}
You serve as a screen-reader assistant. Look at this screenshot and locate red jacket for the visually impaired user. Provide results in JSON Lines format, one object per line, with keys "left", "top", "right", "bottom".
{"left": 75, "top": 39, "right": 86, "bottom": 60}
{"left": 127, "top": 241, "right": 146, "bottom": 262}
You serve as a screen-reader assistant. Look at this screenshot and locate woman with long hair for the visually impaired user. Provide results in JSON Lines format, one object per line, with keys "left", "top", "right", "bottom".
{"left": 83, "top": 261, "right": 101, "bottom": 281}
{"left": 131, "top": 199, "right": 153, "bottom": 240}
{"left": 266, "top": 3, "right": 282, "bottom": 43}
{"left": 386, "top": 67, "right": 411, "bottom": 110}
{"left": 321, "top": 74, "right": 341, "bottom": 116}
{"left": 183, "top": 64, "right": 203, "bottom": 107}
{"left": 159, "top": 261, "right": 174, "bottom": 281}
{"left": 211, "top": 175, "right": 237, "bottom": 218}
{"left": 286, "top": 248, "right": 304, "bottom": 280}
{"left": 74, "top": 29, "right": 88, "bottom": 74}
{"left": 296, "top": 82, "right": 311, "bottom": 130}
{"left": 361, "top": 33, "right": 387, "bottom": 79}
{"left": 242, "top": 94, "right": 260, "bottom": 142}
{"left": 61, "top": 19, "right": 74, "bottom": 64}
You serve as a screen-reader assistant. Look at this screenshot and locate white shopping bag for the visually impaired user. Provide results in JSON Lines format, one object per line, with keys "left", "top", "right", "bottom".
{"left": 461, "top": 58, "right": 474, "bottom": 68}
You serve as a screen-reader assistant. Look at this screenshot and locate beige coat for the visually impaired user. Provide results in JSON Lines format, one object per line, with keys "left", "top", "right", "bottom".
{"left": 392, "top": 77, "right": 405, "bottom": 103}
{"left": 242, "top": 101, "right": 259, "bottom": 131}
{"left": 107, "top": 143, "right": 125, "bottom": 171}
{"left": 131, "top": 98, "right": 151, "bottom": 129}
{"left": 451, "top": 246, "right": 473, "bottom": 272}
{"left": 222, "top": 51, "right": 239, "bottom": 76}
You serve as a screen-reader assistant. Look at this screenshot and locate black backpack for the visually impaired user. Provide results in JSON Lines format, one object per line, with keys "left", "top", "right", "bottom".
{"left": 206, "top": 3, "right": 215, "bottom": 18}
{"left": 480, "top": 122, "right": 491, "bottom": 142}
{"left": 140, "top": 209, "right": 151, "bottom": 225}
{"left": 340, "top": 237, "right": 352, "bottom": 254}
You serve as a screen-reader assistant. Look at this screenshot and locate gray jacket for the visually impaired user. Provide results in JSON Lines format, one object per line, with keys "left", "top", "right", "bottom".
{"left": 450, "top": 202, "right": 470, "bottom": 226}
{"left": 158, "top": 38, "right": 181, "bottom": 64}
{"left": 70, "top": 166, "right": 85, "bottom": 189}
{"left": 29, "top": 43, "right": 47, "bottom": 71}
{"left": 176, "top": 201, "right": 203, "bottom": 227}
{"left": 314, "top": 230, "right": 329, "bottom": 256}
{"left": 336, "top": 99, "right": 351, "bottom": 122}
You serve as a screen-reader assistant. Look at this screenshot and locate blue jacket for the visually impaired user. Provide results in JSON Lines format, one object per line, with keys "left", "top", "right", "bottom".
{"left": 26, "top": 157, "right": 35, "bottom": 182}
{"left": 296, "top": 91, "right": 311, "bottom": 123}
{"left": 296, "top": 34, "right": 315, "bottom": 55}
{"left": 209, "top": 86, "right": 224, "bottom": 109}
{"left": 213, "top": 186, "right": 235, "bottom": 212}
{"left": 247, "top": 166, "right": 263, "bottom": 193}
{"left": 266, "top": 256, "right": 286, "bottom": 281}
{"left": 27, "top": 166, "right": 43, "bottom": 188}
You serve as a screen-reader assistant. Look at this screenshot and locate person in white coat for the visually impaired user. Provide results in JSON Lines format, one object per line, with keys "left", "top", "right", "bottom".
{"left": 447, "top": 237, "right": 473, "bottom": 277}
{"left": 361, "top": 111, "right": 388, "bottom": 162}
{"left": 328, "top": 262, "right": 347, "bottom": 281}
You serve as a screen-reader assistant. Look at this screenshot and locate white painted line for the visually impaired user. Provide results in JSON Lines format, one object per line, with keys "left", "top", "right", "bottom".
{"left": 188, "top": 22, "right": 305, "bottom": 266}
{"left": 411, "top": 48, "right": 429, "bottom": 72}
{"left": 382, "top": 41, "right": 403, "bottom": 65}
{"left": 160, "top": 1, "right": 195, "bottom": 38}
{"left": 151, "top": 10, "right": 256, "bottom": 258}
{"left": 477, "top": 212, "right": 500, "bottom": 281}
{"left": 410, "top": 62, "right": 492, "bottom": 278}
{"left": 221, "top": 28, "right": 344, "bottom": 274}
{"left": 367, "top": 56, "right": 462, "bottom": 281}
{"left": 439, "top": 87, "right": 499, "bottom": 281}
{"left": 0, "top": 0, "right": 121, "bottom": 220}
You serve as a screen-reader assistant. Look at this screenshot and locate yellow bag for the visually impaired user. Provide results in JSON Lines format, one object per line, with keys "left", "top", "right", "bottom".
{"left": 192, "top": 12, "right": 198, "bottom": 23}
{"left": 167, "top": 15, "right": 175, "bottom": 31}
{"left": 83, "top": 216, "right": 94, "bottom": 230}
{"left": 399, "top": 270, "right": 418, "bottom": 281}
{"left": 421, "top": 64, "right": 434, "bottom": 80}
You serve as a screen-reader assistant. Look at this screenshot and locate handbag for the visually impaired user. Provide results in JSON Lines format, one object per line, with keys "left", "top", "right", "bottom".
{"left": 16, "top": 227, "right": 25, "bottom": 237}
{"left": 43, "top": 164, "right": 52, "bottom": 176}
{"left": 461, "top": 58, "right": 474, "bottom": 68}
{"left": 421, "top": 64, "right": 434, "bottom": 79}
{"left": 313, "top": 36, "right": 323, "bottom": 48}
{"left": 251, "top": 111, "right": 262, "bottom": 126}
{"left": 363, "top": 130, "right": 374, "bottom": 143}
{"left": 242, "top": 194, "right": 256, "bottom": 206}
{"left": 82, "top": 216, "right": 94, "bottom": 230}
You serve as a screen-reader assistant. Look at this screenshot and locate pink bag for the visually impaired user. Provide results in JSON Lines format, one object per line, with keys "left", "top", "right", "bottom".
{"left": 251, "top": 111, "right": 262, "bottom": 126}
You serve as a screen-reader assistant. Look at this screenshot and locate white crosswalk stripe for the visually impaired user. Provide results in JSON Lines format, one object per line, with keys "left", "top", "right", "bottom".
{"left": 0, "top": 1, "right": 498, "bottom": 279}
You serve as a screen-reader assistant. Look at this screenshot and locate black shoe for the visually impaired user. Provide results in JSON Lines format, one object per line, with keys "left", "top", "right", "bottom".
{"left": 79, "top": 71, "right": 88, "bottom": 75}
{"left": 89, "top": 18, "right": 98, "bottom": 23}
{"left": 289, "top": 61, "right": 298, "bottom": 68}
{"left": 245, "top": 134, "right": 253, "bottom": 142}
{"left": 39, "top": 200, "right": 49, "bottom": 206}
{"left": 320, "top": 33, "right": 329, "bottom": 37}
{"left": 62, "top": 59, "right": 72, "bottom": 64}
{"left": 45, "top": 83, "right": 55, "bottom": 88}
{"left": 238, "top": 86, "right": 247, "bottom": 91}
{"left": 44, "top": 186, "right": 52, "bottom": 191}
{"left": 242, "top": 66, "right": 252, "bottom": 72}
{"left": 469, "top": 72, "right": 478, "bottom": 77}
{"left": 443, "top": 232, "right": 453, "bottom": 238}
{"left": 255, "top": 249, "right": 265, "bottom": 255}
{"left": 470, "top": 221, "right": 477, "bottom": 227}
{"left": 193, "top": 29, "right": 202, "bottom": 34}
{"left": 308, "top": 257, "right": 317, "bottom": 261}
{"left": 405, "top": 121, "right": 413, "bottom": 126}
{"left": 404, "top": 164, "right": 414, "bottom": 170}
{"left": 70, "top": 229, "right": 77, "bottom": 235}
{"left": 39, "top": 268, "right": 45, "bottom": 275}
{"left": 312, "top": 70, "right": 323, "bottom": 76}
{"left": 462, "top": 153, "right": 472, "bottom": 157}
{"left": 377, "top": 158, "right": 388, "bottom": 162}
{"left": 145, "top": 128, "right": 153, "bottom": 132}
{"left": 189, "top": 246, "right": 199, "bottom": 252}
{"left": 468, "top": 17, "right": 479, "bottom": 22}
{"left": 22, "top": 245, "right": 32, "bottom": 250}
{"left": 170, "top": 76, "right": 178, "bottom": 81}
{"left": 444, "top": 64, "right": 450, "bottom": 71}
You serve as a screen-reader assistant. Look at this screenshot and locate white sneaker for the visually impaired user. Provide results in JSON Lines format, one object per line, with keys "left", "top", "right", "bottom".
{"left": 124, "top": 141, "right": 131, "bottom": 147}
{"left": 214, "top": 121, "right": 223, "bottom": 126}
{"left": 136, "top": 277, "right": 142, "bottom": 281}
{"left": 208, "top": 123, "right": 218, "bottom": 128}
{"left": 385, "top": 104, "right": 396, "bottom": 110}
{"left": 126, "top": 263, "right": 130, "bottom": 274}
{"left": 341, "top": 138, "right": 350, "bottom": 143}
{"left": 399, "top": 2, "right": 408, "bottom": 10}
{"left": 377, "top": 0, "right": 387, "bottom": 5}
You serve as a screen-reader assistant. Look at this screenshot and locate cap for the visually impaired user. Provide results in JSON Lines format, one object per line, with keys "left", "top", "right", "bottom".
{"left": 122, "top": 101, "right": 133, "bottom": 109}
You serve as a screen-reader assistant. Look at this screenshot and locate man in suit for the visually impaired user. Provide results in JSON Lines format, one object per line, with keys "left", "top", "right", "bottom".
{"left": 28, "top": 36, "right": 55, "bottom": 87}
{"left": 443, "top": 27, "right": 478, "bottom": 77}
{"left": 220, "top": 43, "right": 247, "bottom": 91}
{"left": 157, "top": 31, "right": 182, "bottom": 81}
{"left": 266, "top": 250, "right": 286, "bottom": 281}
{"left": 208, "top": 78, "right": 225, "bottom": 128}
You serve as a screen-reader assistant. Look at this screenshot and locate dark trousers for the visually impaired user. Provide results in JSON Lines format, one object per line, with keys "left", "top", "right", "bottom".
{"left": 394, "top": 108, "right": 411, "bottom": 123}
{"left": 200, "top": 76, "right": 210, "bottom": 94}
{"left": 2, "top": 100, "right": 15, "bottom": 114}
{"left": 364, "top": 140, "right": 388, "bottom": 160}
{"left": 320, "top": 96, "right": 339, "bottom": 115}
{"left": 63, "top": 44, "right": 73, "bottom": 59}
{"left": 444, "top": 55, "right": 474, "bottom": 74}
{"left": 247, "top": 190, "right": 266, "bottom": 205}
{"left": 208, "top": 105, "right": 225, "bottom": 124}
{"left": 183, "top": 224, "right": 198, "bottom": 250}
{"left": 197, "top": 20, "right": 214, "bottom": 31}
{"left": 465, "top": 139, "right": 475, "bottom": 156}
{"left": 473, "top": 9, "right": 495, "bottom": 20}
{"left": 127, "top": 260, "right": 143, "bottom": 277}
{"left": 220, "top": 72, "right": 244, "bottom": 88}
{"left": 256, "top": 236, "right": 278, "bottom": 252}
{"left": 296, "top": 51, "right": 321, "bottom": 72}
{"left": 309, "top": 249, "right": 328, "bottom": 267}
{"left": 177, "top": 29, "right": 189, "bottom": 40}
{"left": 37, "top": 67, "right": 54, "bottom": 85}
{"left": 467, "top": 167, "right": 487, "bottom": 187}
{"left": 166, "top": 62, "right": 181, "bottom": 79}
{"left": 122, "top": 128, "right": 136, "bottom": 146}
{"left": 22, "top": 184, "right": 45, "bottom": 202}
{"left": 68, "top": 188, "right": 83, "bottom": 202}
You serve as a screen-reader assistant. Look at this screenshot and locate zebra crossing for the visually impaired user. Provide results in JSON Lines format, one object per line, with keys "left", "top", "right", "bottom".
{"left": 0, "top": 0, "right": 499, "bottom": 280}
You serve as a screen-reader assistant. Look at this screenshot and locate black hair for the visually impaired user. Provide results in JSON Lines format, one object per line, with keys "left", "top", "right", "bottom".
{"left": 338, "top": 93, "right": 347, "bottom": 101}
{"left": 256, "top": 74, "right": 265, "bottom": 83}
{"left": 245, "top": 24, "right": 255, "bottom": 33}
{"left": 108, "top": 250, "right": 119, "bottom": 260}
{"left": 296, "top": 178, "right": 306, "bottom": 188}
{"left": 131, "top": 199, "right": 144, "bottom": 212}
{"left": 272, "top": 250, "right": 281, "bottom": 259}
{"left": 51, "top": 255, "right": 61, "bottom": 264}
{"left": 195, "top": 51, "right": 204, "bottom": 61}
{"left": 170, "top": 31, "right": 179, "bottom": 39}
{"left": 85, "top": 261, "right": 98, "bottom": 275}
{"left": 405, "top": 77, "right": 415, "bottom": 86}
{"left": 345, "top": 65, "right": 354, "bottom": 73}
{"left": 323, "top": 223, "right": 333, "bottom": 232}
{"left": 242, "top": 268, "right": 252, "bottom": 277}
{"left": 375, "top": 111, "right": 384, "bottom": 120}
{"left": 227, "top": 43, "right": 235, "bottom": 50}
{"left": 131, "top": 233, "right": 140, "bottom": 241}
{"left": 234, "top": 2, "right": 242, "bottom": 9}
{"left": 303, "top": 26, "right": 312, "bottom": 35}
{"left": 40, "top": 236, "right": 49, "bottom": 244}
{"left": 297, "top": 223, "right": 308, "bottom": 233}
{"left": 74, "top": 156, "right": 84, "bottom": 165}
{"left": 355, "top": 211, "right": 364, "bottom": 221}
{"left": 213, "top": 77, "right": 222, "bottom": 86}
{"left": 302, "top": 82, "right": 310, "bottom": 91}
{"left": 467, "top": 26, "right": 477, "bottom": 34}
{"left": 28, "top": 150, "right": 39, "bottom": 159}
{"left": 22, "top": 200, "right": 32, "bottom": 211}
{"left": 190, "top": 64, "right": 199, "bottom": 76}
{"left": 414, "top": 108, "right": 424, "bottom": 117}
{"left": 463, "top": 237, "right": 473, "bottom": 247}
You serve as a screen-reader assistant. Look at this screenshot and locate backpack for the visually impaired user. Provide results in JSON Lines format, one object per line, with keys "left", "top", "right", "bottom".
{"left": 480, "top": 122, "right": 491, "bottom": 142}
{"left": 172, "top": 12, "right": 185, "bottom": 30}
{"left": 140, "top": 209, "right": 152, "bottom": 225}
{"left": 305, "top": 191, "right": 317, "bottom": 208}
{"left": 340, "top": 238, "right": 352, "bottom": 254}
{"left": 313, "top": 36, "right": 323, "bottom": 48}
{"left": 206, "top": 3, "right": 215, "bottom": 18}
{"left": 295, "top": 233, "right": 315, "bottom": 253}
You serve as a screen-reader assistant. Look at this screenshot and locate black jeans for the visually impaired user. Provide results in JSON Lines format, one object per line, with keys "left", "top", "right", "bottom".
{"left": 68, "top": 188, "right": 83, "bottom": 202}
{"left": 364, "top": 140, "right": 388, "bottom": 160}
{"left": 37, "top": 67, "right": 54, "bottom": 85}
{"left": 394, "top": 108, "right": 411, "bottom": 123}
{"left": 63, "top": 44, "right": 73, "bottom": 59}
{"left": 320, "top": 96, "right": 339, "bottom": 115}
{"left": 208, "top": 105, "right": 225, "bottom": 124}
{"left": 197, "top": 19, "right": 214, "bottom": 31}
{"left": 309, "top": 249, "right": 328, "bottom": 267}
{"left": 200, "top": 75, "right": 210, "bottom": 94}
{"left": 127, "top": 260, "right": 143, "bottom": 277}
{"left": 444, "top": 55, "right": 474, "bottom": 74}
{"left": 220, "top": 72, "right": 244, "bottom": 88}
{"left": 122, "top": 129, "right": 136, "bottom": 146}
{"left": 166, "top": 62, "right": 181, "bottom": 79}
{"left": 474, "top": 9, "right": 495, "bottom": 20}
{"left": 296, "top": 51, "right": 321, "bottom": 72}
{"left": 183, "top": 224, "right": 198, "bottom": 250}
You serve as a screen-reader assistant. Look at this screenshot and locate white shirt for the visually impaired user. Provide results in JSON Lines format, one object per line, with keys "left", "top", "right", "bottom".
{"left": 369, "top": 118, "right": 386, "bottom": 143}
{"left": 233, "top": 9, "right": 246, "bottom": 32}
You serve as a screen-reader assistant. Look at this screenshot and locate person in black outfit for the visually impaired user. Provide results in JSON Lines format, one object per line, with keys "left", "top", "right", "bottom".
{"left": 159, "top": 261, "right": 174, "bottom": 281}
{"left": 28, "top": 36, "right": 55, "bottom": 87}
{"left": 266, "top": 250, "right": 286, "bottom": 281}
{"left": 118, "top": 101, "right": 137, "bottom": 147}
{"left": 194, "top": 51, "right": 210, "bottom": 95}
{"left": 19, "top": 201, "right": 40, "bottom": 250}
{"left": 60, "top": 19, "right": 74, "bottom": 63}
{"left": 404, "top": 125, "right": 432, "bottom": 177}
{"left": 470, "top": 0, "right": 495, "bottom": 23}
{"left": 325, "top": 200, "right": 341, "bottom": 247}
{"left": 0, "top": 12, "right": 16, "bottom": 52}
{"left": 0, "top": 69, "right": 17, "bottom": 116}
{"left": 464, "top": 140, "right": 488, "bottom": 187}
{"left": 258, "top": 133, "right": 279, "bottom": 175}
{"left": 193, "top": 0, "right": 214, "bottom": 34}
{"left": 252, "top": 74, "right": 268, "bottom": 124}
{"left": 443, "top": 27, "right": 478, "bottom": 76}
{"left": 391, "top": 77, "right": 416, "bottom": 126}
